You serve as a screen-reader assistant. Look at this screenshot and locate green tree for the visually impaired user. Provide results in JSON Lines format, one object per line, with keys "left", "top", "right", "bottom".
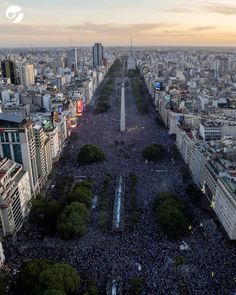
{"left": 174, "top": 255, "right": 186, "bottom": 267}
{"left": 157, "top": 199, "right": 190, "bottom": 238}
{"left": 86, "top": 282, "right": 98, "bottom": 295}
{"left": 78, "top": 144, "right": 105, "bottom": 165}
{"left": 43, "top": 200, "right": 62, "bottom": 234}
{"left": 57, "top": 202, "right": 90, "bottom": 239}
{"left": 29, "top": 195, "right": 62, "bottom": 234}
{"left": 16, "top": 259, "right": 80, "bottom": 295}
{"left": 43, "top": 290, "right": 66, "bottom": 295}
{"left": 69, "top": 181, "right": 93, "bottom": 208}
{"left": 130, "top": 277, "right": 143, "bottom": 295}
{"left": 153, "top": 191, "right": 175, "bottom": 210}
{"left": 29, "top": 194, "right": 45, "bottom": 226}
{"left": 142, "top": 144, "right": 166, "bottom": 161}
{"left": 186, "top": 184, "right": 200, "bottom": 201}
{"left": 95, "top": 101, "right": 111, "bottom": 113}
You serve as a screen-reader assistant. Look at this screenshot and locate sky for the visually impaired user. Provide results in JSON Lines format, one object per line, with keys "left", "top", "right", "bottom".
{"left": 1, "top": 0, "right": 236, "bottom": 47}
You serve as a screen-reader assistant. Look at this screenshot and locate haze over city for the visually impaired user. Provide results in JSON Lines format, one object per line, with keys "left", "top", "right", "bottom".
{"left": 1, "top": 0, "right": 236, "bottom": 46}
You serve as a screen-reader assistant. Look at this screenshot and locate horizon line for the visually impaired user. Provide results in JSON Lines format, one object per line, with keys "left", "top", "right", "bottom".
{"left": 1, "top": 45, "right": 236, "bottom": 49}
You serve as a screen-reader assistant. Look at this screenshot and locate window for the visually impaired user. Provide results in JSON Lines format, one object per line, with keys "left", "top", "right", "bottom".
{"left": 2, "top": 144, "right": 11, "bottom": 159}
{"left": 11, "top": 133, "right": 16, "bottom": 142}
{"left": 13, "top": 144, "right": 22, "bottom": 164}
{"left": 16, "top": 133, "right": 20, "bottom": 142}
{"left": 5, "top": 133, "right": 9, "bottom": 142}
{"left": 0, "top": 133, "right": 4, "bottom": 142}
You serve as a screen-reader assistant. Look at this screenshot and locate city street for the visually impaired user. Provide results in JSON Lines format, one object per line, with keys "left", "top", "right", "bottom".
{"left": 5, "top": 59, "right": 236, "bottom": 295}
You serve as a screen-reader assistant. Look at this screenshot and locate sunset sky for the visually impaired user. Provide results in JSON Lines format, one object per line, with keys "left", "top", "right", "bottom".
{"left": 1, "top": 0, "right": 236, "bottom": 47}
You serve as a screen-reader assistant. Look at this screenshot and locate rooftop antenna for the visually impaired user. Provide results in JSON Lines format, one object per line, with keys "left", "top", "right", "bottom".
{"left": 131, "top": 36, "right": 133, "bottom": 54}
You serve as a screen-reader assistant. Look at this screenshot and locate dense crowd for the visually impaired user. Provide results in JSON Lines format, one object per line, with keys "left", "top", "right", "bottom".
{"left": 5, "top": 67, "right": 236, "bottom": 295}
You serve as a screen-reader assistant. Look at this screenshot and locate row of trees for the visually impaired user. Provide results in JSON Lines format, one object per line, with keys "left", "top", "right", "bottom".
{"left": 30, "top": 180, "right": 93, "bottom": 240}
{"left": 131, "top": 79, "right": 149, "bottom": 114}
{"left": 98, "top": 175, "right": 112, "bottom": 230}
{"left": 95, "top": 59, "right": 122, "bottom": 114}
{"left": 14, "top": 259, "right": 80, "bottom": 295}
{"left": 127, "top": 69, "right": 140, "bottom": 79}
{"left": 153, "top": 192, "right": 191, "bottom": 239}
{"left": 58, "top": 180, "right": 93, "bottom": 239}
{"left": 128, "top": 69, "right": 149, "bottom": 115}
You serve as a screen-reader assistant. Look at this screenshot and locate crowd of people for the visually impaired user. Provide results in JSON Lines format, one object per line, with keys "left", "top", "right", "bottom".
{"left": 5, "top": 65, "right": 236, "bottom": 295}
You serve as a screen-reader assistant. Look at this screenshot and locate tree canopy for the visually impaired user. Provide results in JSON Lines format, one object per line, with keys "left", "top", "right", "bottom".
{"left": 15, "top": 259, "right": 80, "bottom": 295}
{"left": 142, "top": 144, "right": 166, "bottom": 161}
{"left": 131, "top": 79, "right": 149, "bottom": 115}
{"left": 95, "top": 101, "right": 111, "bottom": 113}
{"left": 30, "top": 195, "right": 62, "bottom": 234}
{"left": 153, "top": 192, "right": 190, "bottom": 239}
{"left": 129, "top": 277, "right": 143, "bottom": 295}
{"left": 78, "top": 144, "right": 105, "bottom": 165}
{"left": 69, "top": 180, "right": 93, "bottom": 208}
{"left": 57, "top": 202, "right": 90, "bottom": 239}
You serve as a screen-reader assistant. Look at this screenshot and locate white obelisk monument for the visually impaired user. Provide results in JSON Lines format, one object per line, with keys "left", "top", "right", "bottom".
{"left": 120, "top": 83, "right": 126, "bottom": 132}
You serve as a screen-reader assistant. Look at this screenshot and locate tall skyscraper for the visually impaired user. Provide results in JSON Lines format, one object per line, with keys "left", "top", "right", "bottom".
{"left": 19, "top": 64, "right": 35, "bottom": 88}
{"left": 67, "top": 48, "right": 78, "bottom": 70}
{"left": 93, "top": 43, "right": 104, "bottom": 68}
{"left": 0, "top": 114, "right": 39, "bottom": 195}
{"left": 1, "top": 60, "right": 18, "bottom": 84}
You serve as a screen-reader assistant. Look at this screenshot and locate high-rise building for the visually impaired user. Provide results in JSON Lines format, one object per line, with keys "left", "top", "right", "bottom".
{"left": 19, "top": 64, "right": 35, "bottom": 88}
{"left": 33, "top": 125, "right": 52, "bottom": 187}
{"left": 0, "top": 158, "right": 31, "bottom": 237}
{"left": 67, "top": 48, "right": 78, "bottom": 70}
{"left": 0, "top": 114, "right": 39, "bottom": 195}
{"left": 93, "top": 43, "right": 104, "bottom": 68}
{"left": 43, "top": 94, "right": 51, "bottom": 111}
{"left": 1, "top": 60, "right": 18, "bottom": 84}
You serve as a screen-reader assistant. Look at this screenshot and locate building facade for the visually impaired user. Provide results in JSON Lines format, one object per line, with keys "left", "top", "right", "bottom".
{"left": 19, "top": 64, "right": 35, "bottom": 88}
{"left": 1, "top": 60, "right": 18, "bottom": 85}
{"left": 0, "top": 158, "right": 31, "bottom": 237}
{"left": 0, "top": 114, "right": 39, "bottom": 195}
{"left": 93, "top": 43, "right": 104, "bottom": 68}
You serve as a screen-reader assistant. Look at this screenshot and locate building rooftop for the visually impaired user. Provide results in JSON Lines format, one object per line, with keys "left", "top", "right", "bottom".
{"left": 201, "top": 121, "right": 221, "bottom": 128}
{"left": 221, "top": 177, "right": 236, "bottom": 196}
{"left": 0, "top": 114, "right": 26, "bottom": 124}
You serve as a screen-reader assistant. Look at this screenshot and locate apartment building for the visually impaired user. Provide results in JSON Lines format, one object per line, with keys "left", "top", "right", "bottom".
{"left": 0, "top": 158, "right": 31, "bottom": 237}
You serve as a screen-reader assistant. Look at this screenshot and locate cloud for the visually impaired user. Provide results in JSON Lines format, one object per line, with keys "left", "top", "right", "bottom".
{"left": 163, "top": 7, "right": 196, "bottom": 14}
{"left": 0, "top": 23, "right": 64, "bottom": 35}
{"left": 0, "top": 22, "right": 174, "bottom": 37}
{"left": 203, "top": 3, "right": 236, "bottom": 15}
{"left": 190, "top": 26, "right": 217, "bottom": 32}
{"left": 68, "top": 22, "right": 172, "bottom": 35}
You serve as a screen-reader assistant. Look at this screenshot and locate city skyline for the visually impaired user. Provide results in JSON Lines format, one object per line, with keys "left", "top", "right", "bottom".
{"left": 1, "top": 0, "right": 236, "bottom": 47}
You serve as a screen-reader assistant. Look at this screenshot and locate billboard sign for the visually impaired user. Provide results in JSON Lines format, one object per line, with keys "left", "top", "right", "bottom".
{"left": 155, "top": 81, "right": 163, "bottom": 91}
{"left": 76, "top": 100, "right": 84, "bottom": 116}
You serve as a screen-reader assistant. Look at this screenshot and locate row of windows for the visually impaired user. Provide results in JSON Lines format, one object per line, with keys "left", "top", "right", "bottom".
{"left": 0, "top": 133, "right": 20, "bottom": 143}
{"left": 2, "top": 144, "right": 23, "bottom": 165}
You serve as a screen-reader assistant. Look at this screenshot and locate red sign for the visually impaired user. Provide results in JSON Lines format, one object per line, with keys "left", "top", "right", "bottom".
{"left": 76, "top": 100, "right": 84, "bottom": 116}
